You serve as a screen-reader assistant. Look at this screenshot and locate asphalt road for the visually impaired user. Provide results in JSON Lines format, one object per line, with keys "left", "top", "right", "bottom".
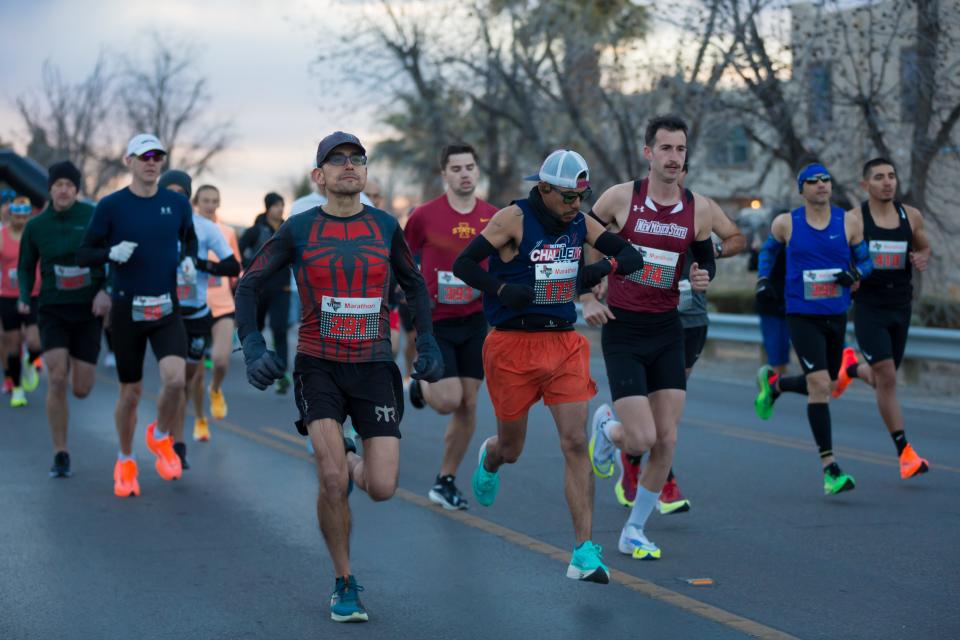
{"left": 2, "top": 336, "right": 958, "bottom": 640}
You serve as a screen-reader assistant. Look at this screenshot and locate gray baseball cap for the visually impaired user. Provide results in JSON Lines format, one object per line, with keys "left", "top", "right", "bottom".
{"left": 316, "top": 131, "right": 367, "bottom": 167}
{"left": 524, "top": 149, "right": 590, "bottom": 189}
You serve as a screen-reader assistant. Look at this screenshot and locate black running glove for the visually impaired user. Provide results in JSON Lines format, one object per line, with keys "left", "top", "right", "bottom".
{"left": 498, "top": 283, "right": 535, "bottom": 310}
{"left": 833, "top": 269, "right": 858, "bottom": 287}
{"left": 412, "top": 334, "right": 444, "bottom": 382}
{"left": 755, "top": 277, "right": 778, "bottom": 303}
{"left": 241, "top": 333, "right": 285, "bottom": 390}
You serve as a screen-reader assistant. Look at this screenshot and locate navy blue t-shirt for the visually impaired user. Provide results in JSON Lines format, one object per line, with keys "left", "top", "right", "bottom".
{"left": 82, "top": 187, "right": 195, "bottom": 300}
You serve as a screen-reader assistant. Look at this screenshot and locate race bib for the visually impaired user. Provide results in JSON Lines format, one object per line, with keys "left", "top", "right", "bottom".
{"left": 319, "top": 296, "right": 381, "bottom": 341}
{"left": 208, "top": 275, "right": 222, "bottom": 288}
{"left": 534, "top": 261, "right": 578, "bottom": 304}
{"left": 176, "top": 269, "right": 197, "bottom": 303}
{"left": 627, "top": 246, "right": 680, "bottom": 290}
{"left": 802, "top": 269, "right": 842, "bottom": 300}
{"left": 132, "top": 293, "right": 174, "bottom": 322}
{"left": 437, "top": 271, "right": 479, "bottom": 305}
{"left": 869, "top": 240, "right": 908, "bottom": 270}
{"left": 54, "top": 265, "right": 91, "bottom": 291}
{"left": 5, "top": 267, "right": 17, "bottom": 290}
{"left": 677, "top": 279, "right": 693, "bottom": 311}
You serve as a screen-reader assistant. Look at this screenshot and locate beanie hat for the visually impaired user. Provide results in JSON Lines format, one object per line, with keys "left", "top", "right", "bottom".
{"left": 48, "top": 160, "right": 82, "bottom": 191}
{"left": 159, "top": 170, "right": 193, "bottom": 199}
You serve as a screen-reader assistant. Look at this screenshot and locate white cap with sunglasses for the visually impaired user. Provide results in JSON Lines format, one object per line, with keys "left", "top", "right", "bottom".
{"left": 126, "top": 133, "right": 166, "bottom": 158}
{"left": 525, "top": 149, "right": 590, "bottom": 190}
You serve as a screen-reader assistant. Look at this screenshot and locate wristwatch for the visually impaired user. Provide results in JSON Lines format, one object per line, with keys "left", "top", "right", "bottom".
{"left": 714, "top": 242, "right": 723, "bottom": 257}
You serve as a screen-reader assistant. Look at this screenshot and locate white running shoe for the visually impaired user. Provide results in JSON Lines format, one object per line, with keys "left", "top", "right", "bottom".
{"left": 618, "top": 524, "right": 662, "bottom": 560}
{"left": 589, "top": 404, "right": 618, "bottom": 478}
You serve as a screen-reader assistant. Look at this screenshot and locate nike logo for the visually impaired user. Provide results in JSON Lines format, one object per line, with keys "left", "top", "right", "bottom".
{"left": 801, "top": 357, "right": 814, "bottom": 369}
{"left": 829, "top": 234, "right": 841, "bottom": 240}
{"left": 862, "top": 350, "right": 872, "bottom": 360}
{"left": 480, "top": 218, "right": 491, "bottom": 223}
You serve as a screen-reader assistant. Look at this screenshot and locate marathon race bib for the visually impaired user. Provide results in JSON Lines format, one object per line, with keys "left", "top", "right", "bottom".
{"left": 54, "top": 265, "right": 91, "bottom": 291}
{"left": 176, "top": 269, "right": 198, "bottom": 303}
{"left": 534, "top": 261, "right": 578, "bottom": 304}
{"left": 132, "top": 293, "right": 174, "bottom": 322}
{"left": 677, "top": 279, "right": 693, "bottom": 311}
{"left": 319, "top": 296, "right": 381, "bottom": 341}
{"left": 869, "top": 240, "right": 908, "bottom": 270}
{"left": 802, "top": 269, "right": 842, "bottom": 300}
{"left": 627, "top": 246, "right": 679, "bottom": 290}
{"left": 437, "top": 271, "right": 479, "bottom": 305}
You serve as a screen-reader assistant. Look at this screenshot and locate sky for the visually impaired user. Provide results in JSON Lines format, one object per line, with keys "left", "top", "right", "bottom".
{"left": 0, "top": 0, "right": 390, "bottom": 225}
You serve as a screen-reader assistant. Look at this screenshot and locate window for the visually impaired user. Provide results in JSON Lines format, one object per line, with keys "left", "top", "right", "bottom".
{"left": 900, "top": 47, "right": 919, "bottom": 121}
{"left": 707, "top": 125, "right": 750, "bottom": 167}
{"left": 807, "top": 62, "right": 833, "bottom": 125}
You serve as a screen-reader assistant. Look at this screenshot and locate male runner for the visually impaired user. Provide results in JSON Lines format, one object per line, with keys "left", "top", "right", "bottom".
{"left": 159, "top": 171, "right": 239, "bottom": 467}
{"left": 405, "top": 142, "right": 498, "bottom": 510}
{"left": 2, "top": 196, "right": 42, "bottom": 407}
{"left": 831, "top": 158, "right": 930, "bottom": 478}
{"left": 753, "top": 162, "right": 873, "bottom": 494}
{"left": 454, "top": 148, "right": 643, "bottom": 584}
{"left": 235, "top": 131, "right": 443, "bottom": 623}
{"left": 78, "top": 134, "right": 198, "bottom": 497}
{"left": 582, "top": 115, "right": 717, "bottom": 561}
{"left": 18, "top": 161, "right": 110, "bottom": 476}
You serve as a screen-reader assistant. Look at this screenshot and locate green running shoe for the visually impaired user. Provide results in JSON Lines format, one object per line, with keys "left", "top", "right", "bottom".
{"left": 824, "top": 468, "right": 856, "bottom": 495}
{"left": 472, "top": 437, "right": 500, "bottom": 507}
{"left": 566, "top": 540, "right": 610, "bottom": 584}
{"left": 754, "top": 365, "right": 776, "bottom": 420}
{"left": 330, "top": 575, "right": 368, "bottom": 622}
{"left": 21, "top": 358, "right": 39, "bottom": 393}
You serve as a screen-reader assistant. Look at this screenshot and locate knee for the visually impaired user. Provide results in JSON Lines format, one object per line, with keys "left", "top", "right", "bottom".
{"left": 460, "top": 394, "right": 478, "bottom": 415}
{"left": 48, "top": 371, "right": 69, "bottom": 392}
{"left": 72, "top": 383, "right": 92, "bottom": 399}
{"left": 162, "top": 373, "right": 186, "bottom": 393}
{"left": 873, "top": 365, "right": 897, "bottom": 390}
{"left": 119, "top": 386, "right": 142, "bottom": 408}
{"left": 623, "top": 429, "right": 656, "bottom": 456}
{"left": 559, "top": 433, "right": 588, "bottom": 457}
{"left": 498, "top": 440, "right": 523, "bottom": 464}
{"left": 434, "top": 393, "right": 461, "bottom": 415}
{"left": 366, "top": 478, "right": 397, "bottom": 502}
{"left": 808, "top": 377, "right": 832, "bottom": 398}
{"left": 318, "top": 468, "right": 350, "bottom": 501}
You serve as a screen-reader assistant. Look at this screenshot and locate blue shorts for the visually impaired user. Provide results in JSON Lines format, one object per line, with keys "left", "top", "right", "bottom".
{"left": 759, "top": 314, "right": 791, "bottom": 367}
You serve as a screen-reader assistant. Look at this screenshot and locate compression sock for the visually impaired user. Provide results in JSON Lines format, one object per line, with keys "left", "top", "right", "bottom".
{"left": 779, "top": 375, "right": 809, "bottom": 395}
{"left": 891, "top": 430, "right": 908, "bottom": 456}
{"left": 807, "top": 402, "right": 833, "bottom": 462}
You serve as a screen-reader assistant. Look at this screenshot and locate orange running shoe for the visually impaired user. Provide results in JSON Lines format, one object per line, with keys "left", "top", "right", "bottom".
{"left": 193, "top": 416, "right": 210, "bottom": 442}
{"left": 145, "top": 421, "right": 183, "bottom": 481}
{"left": 832, "top": 347, "right": 858, "bottom": 398}
{"left": 113, "top": 459, "right": 141, "bottom": 497}
{"left": 899, "top": 444, "right": 929, "bottom": 479}
{"left": 209, "top": 385, "right": 227, "bottom": 420}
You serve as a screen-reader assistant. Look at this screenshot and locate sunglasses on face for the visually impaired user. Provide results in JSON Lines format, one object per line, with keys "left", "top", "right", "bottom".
{"left": 804, "top": 175, "right": 831, "bottom": 185}
{"left": 137, "top": 151, "right": 166, "bottom": 163}
{"left": 10, "top": 204, "right": 32, "bottom": 214}
{"left": 325, "top": 153, "right": 368, "bottom": 167}
{"left": 558, "top": 187, "right": 592, "bottom": 204}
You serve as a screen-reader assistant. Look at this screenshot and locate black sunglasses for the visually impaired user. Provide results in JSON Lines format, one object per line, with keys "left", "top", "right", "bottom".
{"left": 325, "top": 153, "right": 368, "bottom": 167}
{"left": 138, "top": 151, "right": 167, "bottom": 162}
{"left": 804, "top": 175, "right": 831, "bottom": 185}
{"left": 557, "top": 187, "right": 592, "bottom": 204}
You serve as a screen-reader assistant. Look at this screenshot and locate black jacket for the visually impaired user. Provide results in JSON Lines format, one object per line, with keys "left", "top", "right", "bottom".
{"left": 239, "top": 213, "right": 290, "bottom": 294}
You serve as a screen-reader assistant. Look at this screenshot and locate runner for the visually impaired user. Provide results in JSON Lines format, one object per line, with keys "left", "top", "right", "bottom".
{"left": 159, "top": 171, "right": 239, "bottom": 467}
{"left": 753, "top": 162, "right": 873, "bottom": 494}
{"left": 404, "top": 142, "right": 498, "bottom": 510}
{"left": 17, "top": 161, "right": 109, "bottom": 475}
{"left": 77, "top": 134, "right": 198, "bottom": 497}
{"left": 2, "top": 196, "right": 42, "bottom": 407}
{"left": 454, "top": 148, "right": 643, "bottom": 583}
{"left": 235, "top": 131, "right": 443, "bottom": 623}
{"left": 831, "top": 157, "right": 931, "bottom": 479}
{"left": 582, "top": 115, "right": 717, "bottom": 561}
{"left": 190, "top": 184, "right": 241, "bottom": 437}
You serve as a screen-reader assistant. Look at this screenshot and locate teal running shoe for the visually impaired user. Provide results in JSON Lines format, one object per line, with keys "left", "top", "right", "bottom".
{"left": 754, "top": 365, "right": 777, "bottom": 420}
{"left": 566, "top": 540, "right": 610, "bottom": 584}
{"left": 472, "top": 437, "right": 500, "bottom": 507}
{"left": 330, "top": 575, "right": 368, "bottom": 622}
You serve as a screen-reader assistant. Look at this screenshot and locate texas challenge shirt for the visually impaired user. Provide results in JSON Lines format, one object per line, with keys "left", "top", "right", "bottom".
{"left": 404, "top": 193, "right": 497, "bottom": 321}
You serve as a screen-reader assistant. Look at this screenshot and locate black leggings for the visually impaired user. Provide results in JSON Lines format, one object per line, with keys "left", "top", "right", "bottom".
{"left": 256, "top": 289, "right": 291, "bottom": 370}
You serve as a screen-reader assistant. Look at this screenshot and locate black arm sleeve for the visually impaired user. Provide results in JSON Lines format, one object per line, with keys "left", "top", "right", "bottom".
{"left": 452, "top": 235, "right": 503, "bottom": 296}
{"left": 238, "top": 226, "right": 258, "bottom": 268}
{"left": 76, "top": 226, "right": 111, "bottom": 267}
{"left": 389, "top": 227, "right": 433, "bottom": 337}
{"left": 199, "top": 255, "right": 240, "bottom": 277}
{"left": 593, "top": 231, "right": 644, "bottom": 272}
{"left": 689, "top": 238, "right": 716, "bottom": 280}
{"left": 179, "top": 214, "right": 199, "bottom": 262}
{"left": 235, "top": 224, "right": 294, "bottom": 342}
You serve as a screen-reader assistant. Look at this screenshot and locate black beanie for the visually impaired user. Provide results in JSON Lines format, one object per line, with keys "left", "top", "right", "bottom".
{"left": 48, "top": 161, "right": 82, "bottom": 191}
{"left": 264, "top": 192, "right": 284, "bottom": 210}
{"left": 159, "top": 170, "right": 193, "bottom": 199}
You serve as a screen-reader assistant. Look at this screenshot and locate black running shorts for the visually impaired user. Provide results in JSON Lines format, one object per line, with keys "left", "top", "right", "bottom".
{"left": 182, "top": 314, "right": 213, "bottom": 363}
{"left": 601, "top": 308, "right": 686, "bottom": 399}
{"left": 787, "top": 313, "right": 846, "bottom": 379}
{"left": 853, "top": 302, "right": 910, "bottom": 369}
{"left": 37, "top": 302, "right": 103, "bottom": 364}
{"left": 110, "top": 299, "right": 188, "bottom": 384}
{"left": 293, "top": 354, "right": 404, "bottom": 440}
{"left": 433, "top": 312, "right": 487, "bottom": 380}
{"left": 0, "top": 296, "right": 38, "bottom": 331}
{"left": 683, "top": 325, "right": 708, "bottom": 370}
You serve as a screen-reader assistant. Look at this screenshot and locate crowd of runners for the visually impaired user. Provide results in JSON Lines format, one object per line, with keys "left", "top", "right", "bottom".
{"left": 0, "top": 115, "right": 933, "bottom": 623}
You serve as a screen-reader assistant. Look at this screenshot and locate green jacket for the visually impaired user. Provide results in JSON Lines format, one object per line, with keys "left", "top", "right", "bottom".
{"left": 18, "top": 201, "right": 107, "bottom": 306}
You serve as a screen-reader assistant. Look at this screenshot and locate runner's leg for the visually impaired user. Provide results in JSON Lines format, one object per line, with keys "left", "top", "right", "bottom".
{"left": 549, "top": 401, "right": 593, "bottom": 544}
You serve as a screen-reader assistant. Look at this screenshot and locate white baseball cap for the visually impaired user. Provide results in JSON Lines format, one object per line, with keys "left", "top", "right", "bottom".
{"left": 126, "top": 133, "right": 166, "bottom": 157}
{"left": 525, "top": 149, "right": 590, "bottom": 189}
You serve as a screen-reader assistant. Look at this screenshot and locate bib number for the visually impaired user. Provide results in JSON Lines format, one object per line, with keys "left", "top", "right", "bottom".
{"left": 320, "top": 296, "right": 381, "bottom": 341}
{"left": 869, "top": 240, "right": 907, "bottom": 270}
{"left": 802, "top": 269, "right": 841, "bottom": 300}
{"left": 627, "top": 246, "right": 679, "bottom": 290}
{"left": 534, "top": 261, "right": 578, "bottom": 304}
{"left": 677, "top": 279, "right": 693, "bottom": 311}
{"left": 54, "top": 265, "right": 91, "bottom": 291}
{"left": 437, "top": 271, "right": 479, "bottom": 305}
{"left": 132, "top": 294, "right": 174, "bottom": 322}
{"left": 176, "top": 269, "right": 198, "bottom": 303}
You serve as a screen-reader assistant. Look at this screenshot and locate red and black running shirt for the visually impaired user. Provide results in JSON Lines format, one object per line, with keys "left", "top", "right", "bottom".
{"left": 236, "top": 206, "right": 432, "bottom": 363}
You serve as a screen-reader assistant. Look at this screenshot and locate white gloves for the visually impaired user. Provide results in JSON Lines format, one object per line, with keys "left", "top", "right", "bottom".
{"left": 179, "top": 257, "right": 197, "bottom": 281}
{"left": 109, "top": 241, "right": 138, "bottom": 264}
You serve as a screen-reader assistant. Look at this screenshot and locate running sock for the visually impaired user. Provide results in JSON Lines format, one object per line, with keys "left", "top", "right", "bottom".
{"left": 891, "top": 430, "right": 908, "bottom": 455}
{"left": 27, "top": 349, "right": 41, "bottom": 364}
{"left": 6, "top": 355, "right": 21, "bottom": 385}
{"left": 823, "top": 461, "right": 842, "bottom": 476}
{"left": 779, "top": 375, "right": 808, "bottom": 395}
{"left": 118, "top": 452, "right": 135, "bottom": 462}
{"left": 846, "top": 364, "right": 860, "bottom": 380}
{"left": 666, "top": 468, "right": 675, "bottom": 482}
{"left": 807, "top": 402, "right": 833, "bottom": 459}
{"left": 627, "top": 487, "right": 659, "bottom": 531}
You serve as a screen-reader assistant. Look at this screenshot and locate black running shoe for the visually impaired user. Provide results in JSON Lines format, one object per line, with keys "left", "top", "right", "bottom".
{"left": 173, "top": 442, "right": 190, "bottom": 470}
{"left": 49, "top": 451, "right": 71, "bottom": 478}
{"left": 408, "top": 379, "right": 425, "bottom": 409}
{"left": 428, "top": 475, "right": 469, "bottom": 510}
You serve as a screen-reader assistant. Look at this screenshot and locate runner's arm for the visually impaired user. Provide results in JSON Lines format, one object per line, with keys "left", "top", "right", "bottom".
{"left": 235, "top": 224, "right": 294, "bottom": 343}
{"left": 709, "top": 198, "right": 746, "bottom": 258}
{"left": 581, "top": 215, "right": 644, "bottom": 289}
{"left": 179, "top": 211, "right": 199, "bottom": 262}
{"left": 907, "top": 207, "right": 931, "bottom": 271}
{"left": 16, "top": 221, "right": 38, "bottom": 306}
{"left": 845, "top": 210, "right": 872, "bottom": 280}
{"left": 197, "top": 229, "right": 240, "bottom": 277}
{"left": 390, "top": 225, "right": 433, "bottom": 337}
{"left": 452, "top": 205, "right": 522, "bottom": 296}
{"left": 77, "top": 203, "right": 113, "bottom": 267}
{"left": 758, "top": 214, "right": 789, "bottom": 278}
